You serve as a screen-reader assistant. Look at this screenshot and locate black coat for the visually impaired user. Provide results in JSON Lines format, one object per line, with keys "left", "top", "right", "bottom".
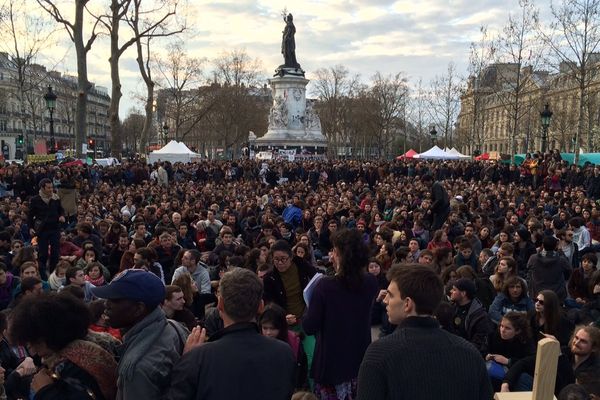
{"left": 34, "top": 359, "right": 105, "bottom": 400}
{"left": 263, "top": 257, "right": 317, "bottom": 313}
{"left": 28, "top": 195, "right": 64, "bottom": 232}
{"left": 165, "top": 322, "right": 295, "bottom": 400}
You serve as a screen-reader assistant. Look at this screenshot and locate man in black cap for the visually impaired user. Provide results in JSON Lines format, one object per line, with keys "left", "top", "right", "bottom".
{"left": 449, "top": 278, "right": 494, "bottom": 355}
{"left": 91, "top": 270, "right": 188, "bottom": 400}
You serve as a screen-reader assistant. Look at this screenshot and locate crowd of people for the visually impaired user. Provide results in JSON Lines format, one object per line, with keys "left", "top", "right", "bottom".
{"left": 0, "top": 151, "right": 598, "bottom": 399}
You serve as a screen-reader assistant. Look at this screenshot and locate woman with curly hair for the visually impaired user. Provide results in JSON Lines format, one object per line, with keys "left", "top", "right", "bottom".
{"left": 302, "top": 228, "right": 378, "bottom": 400}
{"left": 10, "top": 293, "right": 117, "bottom": 399}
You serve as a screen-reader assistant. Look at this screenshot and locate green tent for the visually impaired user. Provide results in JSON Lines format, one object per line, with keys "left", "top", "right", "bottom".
{"left": 560, "top": 153, "right": 600, "bottom": 166}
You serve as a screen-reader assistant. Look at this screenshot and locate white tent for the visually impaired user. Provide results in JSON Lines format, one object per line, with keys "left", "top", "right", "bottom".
{"left": 414, "top": 146, "right": 459, "bottom": 160}
{"left": 447, "top": 147, "right": 471, "bottom": 159}
{"left": 148, "top": 140, "right": 202, "bottom": 164}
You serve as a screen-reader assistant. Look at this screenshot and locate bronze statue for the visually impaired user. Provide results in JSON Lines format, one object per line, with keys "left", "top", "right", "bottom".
{"left": 281, "top": 13, "right": 300, "bottom": 68}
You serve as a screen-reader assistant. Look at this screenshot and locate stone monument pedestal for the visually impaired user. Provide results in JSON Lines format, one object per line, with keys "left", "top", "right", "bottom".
{"left": 256, "top": 68, "right": 327, "bottom": 154}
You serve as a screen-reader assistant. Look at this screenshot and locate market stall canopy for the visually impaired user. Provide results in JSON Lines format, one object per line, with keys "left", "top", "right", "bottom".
{"left": 148, "top": 140, "right": 202, "bottom": 164}
{"left": 447, "top": 148, "right": 471, "bottom": 159}
{"left": 414, "top": 146, "right": 459, "bottom": 160}
{"left": 396, "top": 149, "right": 418, "bottom": 160}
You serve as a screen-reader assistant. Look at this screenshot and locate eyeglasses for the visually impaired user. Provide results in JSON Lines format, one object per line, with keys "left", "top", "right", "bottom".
{"left": 535, "top": 298, "right": 544, "bottom": 305}
{"left": 273, "top": 257, "right": 290, "bottom": 264}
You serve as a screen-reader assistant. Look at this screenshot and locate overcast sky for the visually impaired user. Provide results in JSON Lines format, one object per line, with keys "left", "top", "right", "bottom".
{"left": 37, "top": 0, "right": 529, "bottom": 116}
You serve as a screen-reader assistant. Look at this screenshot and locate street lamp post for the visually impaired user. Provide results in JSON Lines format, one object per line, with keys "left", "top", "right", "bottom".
{"left": 43, "top": 86, "right": 57, "bottom": 153}
{"left": 162, "top": 123, "right": 169, "bottom": 146}
{"left": 429, "top": 125, "right": 437, "bottom": 147}
{"left": 540, "top": 103, "right": 553, "bottom": 154}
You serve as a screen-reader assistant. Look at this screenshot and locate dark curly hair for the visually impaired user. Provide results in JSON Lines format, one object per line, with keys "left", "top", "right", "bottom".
{"left": 9, "top": 293, "right": 90, "bottom": 352}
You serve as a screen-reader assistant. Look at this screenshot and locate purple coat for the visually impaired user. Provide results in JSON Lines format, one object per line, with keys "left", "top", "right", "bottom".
{"left": 302, "top": 274, "right": 378, "bottom": 385}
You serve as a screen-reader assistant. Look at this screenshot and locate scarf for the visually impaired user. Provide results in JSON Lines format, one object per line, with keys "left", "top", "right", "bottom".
{"left": 48, "top": 272, "right": 66, "bottom": 291}
{"left": 38, "top": 189, "right": 59, "bottom": 204}
{"left": 118, "top": 307, "right": 167, "bottom": 382}
{"left": 85, "top": 274, "right": 105, "bottom": 286}
{"left": 44, "top": 339, "right": 117, "bottom": 400}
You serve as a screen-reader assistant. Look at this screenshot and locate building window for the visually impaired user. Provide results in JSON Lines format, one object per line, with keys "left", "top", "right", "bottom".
{"left": 0, "top": 120, "right": 6, "bottom": 132}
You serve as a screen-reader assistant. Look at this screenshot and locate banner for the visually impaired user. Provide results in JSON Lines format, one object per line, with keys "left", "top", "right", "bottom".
{"left": 27, "top": 154, "right": 57, "bottom": 164}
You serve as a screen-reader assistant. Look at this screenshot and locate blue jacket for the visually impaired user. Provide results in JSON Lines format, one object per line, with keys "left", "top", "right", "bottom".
{"left": 488, "top": 293, "right": 535, "bottom": 324}
{"left": 282, "top": 205, "right": 302, "bottom": 229}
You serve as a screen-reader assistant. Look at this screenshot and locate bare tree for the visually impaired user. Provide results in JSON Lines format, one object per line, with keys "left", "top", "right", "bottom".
{"left": 122, "top": 110, "right": 145, "bottom": 153}
{"left": 540, "top": 0, "right": 600, "bottom": 163}
{"left": 492, "top": 0, "right": 542, "bottom": 162}
{"left": 0, "top": 0, "right": 55, "bottom": 155}
{"left": 366, "top": 72, "right": 409, "bottom": 158}
{"left": 406, "top": 78, "right": 429, "bottom": 152}
{"left": 202, "top": 49, "right": 268, "bottom": 158}
{"left": 90, "top": 0, "right": 184, "bottom": 157}
{"left": 462, "top": 26, "right": 495, "bottom": 155}
{"left": 311, "top": 65, "right": 361, "bottom": 157}
{"left": 156, "top": 41, "right": 209, "bottom": 141}
{"left": 426, "top": 62, "right": 462, "bottom": 148}
{"left": 37, "top": 0, "right": 100, "bottom": 157}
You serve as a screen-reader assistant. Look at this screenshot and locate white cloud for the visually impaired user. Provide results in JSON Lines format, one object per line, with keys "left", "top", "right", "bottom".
{"left": 26, "top": 0, "right": 525, "bottom": 117}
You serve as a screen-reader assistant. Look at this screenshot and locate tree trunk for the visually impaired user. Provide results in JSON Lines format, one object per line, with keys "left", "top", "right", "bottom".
{"left": 134, "top": 34, "right": 157, "bottom": 154}
{"left": 575, "top": 75, "right": 586, "bottom": 165}
{"left": 74, "top": 0, "right": 90, "bottom": 159}
{"left": 109, "top": 0, "right": 123, "bottom": 158}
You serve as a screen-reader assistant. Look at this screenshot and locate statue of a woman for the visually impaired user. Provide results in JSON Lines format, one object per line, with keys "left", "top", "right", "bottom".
{"left": 281, "top": 14, "right": 300, "bottom": 68}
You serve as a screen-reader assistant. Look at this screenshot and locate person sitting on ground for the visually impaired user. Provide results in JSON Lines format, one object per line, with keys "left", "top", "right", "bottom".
{"left": 567, "top": 252, "right": 598, "bottom": 308}
{"left": 162, "top": 285, "right": 197, "bottom": 331}
{"left": 47, "top": 260, "right": 69, "bottom": 291}
{"left": 60, "top": 266, "right": 96, "bottom": 303}
{"left": 489, "top": 276, "right": 535, "bottom": 324}
{"left": 484, "top": 312, "right": 536, "bottom": 391}
{"left": 9, "top": 292, "right": 118, "bottom": 400}
{"left": 84, "top": 262, "right": 106, "bottom": 287}
{"left": 448, "top": 278, "right": 495, "bottom": 355}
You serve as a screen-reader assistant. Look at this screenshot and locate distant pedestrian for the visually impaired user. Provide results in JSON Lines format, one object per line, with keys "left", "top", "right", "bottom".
{"left": 421, "top": 175, "right": 449, "bottom": 231}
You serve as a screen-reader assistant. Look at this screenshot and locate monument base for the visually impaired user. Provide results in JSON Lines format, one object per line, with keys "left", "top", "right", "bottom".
{"left": 254, "top": 137, "right": 328, "bottom": 154}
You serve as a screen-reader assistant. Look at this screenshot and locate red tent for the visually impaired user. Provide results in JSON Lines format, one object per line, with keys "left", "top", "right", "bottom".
{"left": 60, "top": 159, "right": 85, "bottom": 167}
{"left": 396, "top": 149, "right": 418, "bottom": 160}
{"left": 475, "top": 153, "right": 489, "bottom": 161}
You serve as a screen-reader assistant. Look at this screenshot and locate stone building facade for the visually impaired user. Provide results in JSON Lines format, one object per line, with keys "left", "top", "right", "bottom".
{"left": 0, "top": 52, "right": 110, "bottom": 159}
{"left": 456, "top": 57, "right": 600, "bottom": 155}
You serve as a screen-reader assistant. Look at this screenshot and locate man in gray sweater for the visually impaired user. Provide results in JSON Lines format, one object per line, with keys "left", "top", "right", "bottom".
{"left": 357, "top": 264, "right": 493, "bottom": 400}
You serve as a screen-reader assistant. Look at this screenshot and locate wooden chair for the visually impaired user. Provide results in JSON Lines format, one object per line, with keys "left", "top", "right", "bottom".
{"left": 494, "top": 338, "right": 560, "bottom": 400}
